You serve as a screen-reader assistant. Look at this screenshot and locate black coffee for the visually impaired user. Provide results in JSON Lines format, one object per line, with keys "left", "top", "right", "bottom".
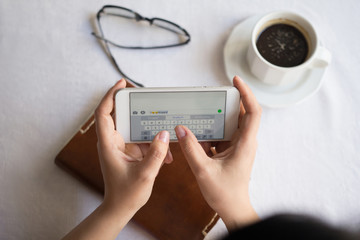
{"left": 256, "top": 23, "right": 309, "bottom": 67}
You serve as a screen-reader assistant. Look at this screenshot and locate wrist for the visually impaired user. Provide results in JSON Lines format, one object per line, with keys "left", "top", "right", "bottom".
{"left": 100, "top": 198, "right": 139, "bottom": 227}
{"left": 102, "top": 191, "right": 144, "bottom": 215}
{"left": 218, "top": 195, "right": 258, "bottom": 231}
{"left": 62, "top": 201, "right": 138, "bottom": 240}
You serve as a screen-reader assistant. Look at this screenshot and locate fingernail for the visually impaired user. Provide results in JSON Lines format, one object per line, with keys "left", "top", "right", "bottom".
{"left": 118, "top": 78, "right": 126, "bottom": 84}
{"left": 175, "top": 126, "right": 186, "bottom": 139}
{"left": 235, "top": 75, "right": 243, "bottom": 82}
{"left": 158, "top": 131, "right": 169, "bottom": 143}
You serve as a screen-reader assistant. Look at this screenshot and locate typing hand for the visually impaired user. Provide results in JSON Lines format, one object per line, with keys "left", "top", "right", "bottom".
{"left": 95, "top": 79, "right": 173, "bottom": 213}
{"left": 175, "top": 76, "right": 261, "bottom": 230}
{"left": 63, "top": 79, "right": 173, "bottom": 240}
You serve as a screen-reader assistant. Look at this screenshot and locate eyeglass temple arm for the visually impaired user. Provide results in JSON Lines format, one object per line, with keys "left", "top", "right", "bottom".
{"left": 93, "top": 35, "right": 144, "bottom": 87}
{"left": 105, "top": 47, "right": 144, "bottom": 87}
{"left": 92, "top": 32, "right": 189, "bottom": 50}
{"left": 93, "top": 10, "right": 144, "bottom": 87}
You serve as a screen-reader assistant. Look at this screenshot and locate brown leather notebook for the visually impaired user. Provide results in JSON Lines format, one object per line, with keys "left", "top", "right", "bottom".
{"left": 55, "top": 81, "right": 219, "bottom": 240}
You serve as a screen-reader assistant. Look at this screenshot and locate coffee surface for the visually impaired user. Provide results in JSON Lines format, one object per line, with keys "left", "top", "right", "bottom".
{"left": 256, "top": 23, "right": 308, "bottom": 67}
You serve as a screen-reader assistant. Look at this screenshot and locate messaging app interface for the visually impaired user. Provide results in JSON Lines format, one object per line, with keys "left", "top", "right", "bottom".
{"left": 130, "top": 91, "right": 226, "bottom": 141}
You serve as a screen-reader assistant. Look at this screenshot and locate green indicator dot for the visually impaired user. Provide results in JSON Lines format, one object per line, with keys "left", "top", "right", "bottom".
{"left": 218, "top": 109, "right": 222, "bottom": 113}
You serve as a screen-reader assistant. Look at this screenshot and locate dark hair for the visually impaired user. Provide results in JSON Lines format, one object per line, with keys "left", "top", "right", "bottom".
{"left": 222, "top": 214, "right": 358, "bottom": 240}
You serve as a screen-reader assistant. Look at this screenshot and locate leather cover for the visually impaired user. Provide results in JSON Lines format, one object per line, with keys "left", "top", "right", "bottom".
{"left": 55, "top": 81, "right": 219, "bottom": 240}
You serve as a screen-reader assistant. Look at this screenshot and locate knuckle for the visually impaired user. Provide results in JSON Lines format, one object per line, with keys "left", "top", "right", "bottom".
{"left": 94, "top": 107, "right": 102, "bottom": 119}
{"left": 244, "top": 135, "right": 257, "bottom": 145}
{"left": 241, "top": 137, "right": 258, "bottom": 154}
{"left": 255, "top": 103, "right": 262, "bottom": 117}
{"left": 138, "top": 170, "right": 154, "bottom": 183}
{"left": 96, "top": 140, "right": 105, "bottom": 153}
{"left": 196, "top": 165, "right": 211, "bottom": 180}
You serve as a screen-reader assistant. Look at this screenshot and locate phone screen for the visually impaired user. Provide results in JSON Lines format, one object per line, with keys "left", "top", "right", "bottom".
{"left": 129, "top": 91, "right": 227, "bottom": 141}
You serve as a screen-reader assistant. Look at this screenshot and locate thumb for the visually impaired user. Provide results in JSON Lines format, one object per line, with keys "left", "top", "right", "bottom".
{"left": 141, "top": 131, "right": 170, "bottom": 177}
{"left": 175, "top": 125, "right": 208, "bottom": 174}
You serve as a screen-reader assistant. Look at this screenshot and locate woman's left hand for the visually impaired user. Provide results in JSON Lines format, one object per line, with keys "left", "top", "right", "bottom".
{"left": 95, "top": 79, "right": 173, "bottom": 213}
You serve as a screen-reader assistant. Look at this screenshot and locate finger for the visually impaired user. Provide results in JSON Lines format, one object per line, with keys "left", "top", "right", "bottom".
{"left": 97, "top": 79, "right": 127, "bottom": 116}
{"left": 233, "top": 76, "right": 261, "bottom": 115}
{"left": 125, "top": 143, "right": 147, "bottom": 161}
{"left": 239, "top": 99, "right": 246, "bottom": 125}
{"left": 95, "top": 79, "right": 126, "bottom": 147}
{"left": 164, "top": 149, "right": 173, "bottom": 164}
{"left": 138, "top": 143, "right": 173, "bottom": 164}
{"left": 213, "top": 141, "right": 232, "bottom": 154}
{"left": 141, "top": 131, "right": 170, "bottom": 178}
{"left": 175, "top": 125, "right": 209, "bottom": 174}
{"left": 233, "top": 76, "right": 262, "bottom": 141}
{"left": 138, "top": 143, "right": 150, "bottom": 158}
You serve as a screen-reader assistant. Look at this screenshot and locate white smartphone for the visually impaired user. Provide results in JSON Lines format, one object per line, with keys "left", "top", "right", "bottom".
{"left": 115, "top": 86, "right": 240, "bottom": 143}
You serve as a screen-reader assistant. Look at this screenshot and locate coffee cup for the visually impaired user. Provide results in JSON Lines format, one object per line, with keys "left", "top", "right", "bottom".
{"left": 246, "top": 11, "right": 331, "bottom": 85}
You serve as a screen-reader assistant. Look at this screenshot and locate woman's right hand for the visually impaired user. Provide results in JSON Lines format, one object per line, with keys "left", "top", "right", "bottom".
{"left": 175, "top": 76, "right": 262, "bottom": 231}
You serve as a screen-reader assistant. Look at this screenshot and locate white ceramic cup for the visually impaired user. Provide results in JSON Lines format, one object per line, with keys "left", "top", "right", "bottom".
{"left": 246, "top": 11, "right": 331, "bottom": 85}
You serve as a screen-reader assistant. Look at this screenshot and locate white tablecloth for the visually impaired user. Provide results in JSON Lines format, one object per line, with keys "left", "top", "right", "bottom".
{"left": 1, "top": 0, "right": 359, "bottom": 239}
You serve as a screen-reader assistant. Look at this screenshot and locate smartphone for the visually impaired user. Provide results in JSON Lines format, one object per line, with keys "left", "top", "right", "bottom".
{"left": 115, "top": 86, "right": 240, "bottom": 143}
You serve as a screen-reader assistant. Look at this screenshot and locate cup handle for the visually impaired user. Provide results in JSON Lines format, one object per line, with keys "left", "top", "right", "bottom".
{"left": 312, "top": 46, "right": 332, "bottom": 68}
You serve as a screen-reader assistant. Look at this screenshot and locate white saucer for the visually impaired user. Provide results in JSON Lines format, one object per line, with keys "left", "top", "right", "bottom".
{"left": 223, "top": 15, "right": 327, "bottom": 108}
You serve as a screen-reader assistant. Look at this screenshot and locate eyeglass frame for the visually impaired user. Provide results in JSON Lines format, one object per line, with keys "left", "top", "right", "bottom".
{"left": 92, "top": 5, "right": 191, "bottom": 87}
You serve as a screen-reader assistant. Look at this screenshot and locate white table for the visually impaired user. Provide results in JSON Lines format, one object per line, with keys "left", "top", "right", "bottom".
{"left": 1, "top": 0, "right": 359, "bottom": 239}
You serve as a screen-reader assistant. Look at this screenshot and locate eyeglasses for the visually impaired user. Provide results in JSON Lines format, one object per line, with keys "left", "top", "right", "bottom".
{"left": 92, "top": 5, "right": 191, "bottom": 87}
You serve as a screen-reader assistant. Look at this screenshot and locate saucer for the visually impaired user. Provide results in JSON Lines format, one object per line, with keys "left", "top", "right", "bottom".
{"left": 223, "top": 15, "right": 327, "bottom": 108}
